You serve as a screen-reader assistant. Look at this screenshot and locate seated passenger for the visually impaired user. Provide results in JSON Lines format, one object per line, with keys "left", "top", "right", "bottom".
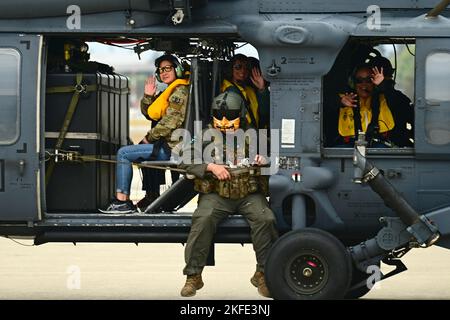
{"left": 221, "top": 54, "right": 270, "bottom": 129}
{"left": 136, "top": 55, "right": 188, "bottom": 211}
{"left": 100, "top": 54, "right": 189, "bottom": 214}
{"left": 179, "top": 91, "right": 278, "bottom": 298}
{"left": 369, "top": 56, "right": 414, "bottom": 147}
{"left": 337, "top": 64, "right": 402, "bottom": 147}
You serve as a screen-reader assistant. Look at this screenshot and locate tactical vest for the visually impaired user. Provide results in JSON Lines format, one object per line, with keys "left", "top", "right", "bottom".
{"left": 194, "top": 166, "right": 269, "bottom": 200}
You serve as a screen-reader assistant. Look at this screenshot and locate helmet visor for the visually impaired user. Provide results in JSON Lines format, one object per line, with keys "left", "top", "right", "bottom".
{"left": 212, "top": 109, "right": 241, "bottom": 121}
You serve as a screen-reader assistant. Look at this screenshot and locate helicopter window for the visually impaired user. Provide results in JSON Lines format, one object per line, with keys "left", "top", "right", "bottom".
{"left": 424, "top": 52, "right": 450, "bottom": 146}
{"left": 425, "top": 52, "right": 450, "bottom": 102}
{"left": 0, "top": 48, "right": 20, "bottom": 145}
{"left": 323, "top": 40, "right": 415, "bottom": 150}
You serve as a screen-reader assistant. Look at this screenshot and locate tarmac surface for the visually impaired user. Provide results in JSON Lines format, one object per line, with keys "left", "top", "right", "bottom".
{"left": 1, "top": 236, "right": 450, "bottom": 300}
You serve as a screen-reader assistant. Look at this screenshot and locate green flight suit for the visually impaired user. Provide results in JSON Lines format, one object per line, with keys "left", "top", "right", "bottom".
{"left": 181, "top": 140, "right": 278, "bottom": 276}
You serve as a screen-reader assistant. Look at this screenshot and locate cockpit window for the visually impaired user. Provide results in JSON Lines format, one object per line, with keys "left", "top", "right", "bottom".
{"left": 426, "top": 52, "right": 450, "bottom": 102}
{"left": 0, "top": 48, "right": 20, "bottom": 144}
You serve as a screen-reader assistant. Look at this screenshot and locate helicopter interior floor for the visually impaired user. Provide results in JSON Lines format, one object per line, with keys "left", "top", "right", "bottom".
{"left": 45, "top": 211, "right": 194, "bottom": 217}
{"left": 40, "top": 212, "right": 250, "bottom": 230}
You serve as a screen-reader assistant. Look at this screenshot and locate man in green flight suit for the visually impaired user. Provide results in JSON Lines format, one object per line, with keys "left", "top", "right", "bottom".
{"left": 179, "top": 90, "right": 278, "bottom": 298}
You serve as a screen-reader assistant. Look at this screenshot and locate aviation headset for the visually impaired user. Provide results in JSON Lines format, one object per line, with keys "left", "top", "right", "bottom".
{"left": 347, "top": 51, "right": 395, "bottom": 89}
{"left": 154, "top": 54, "right": 184, "bottom": 82}
{"left": 368, "top": 56, "right": 395, "bottom": 79}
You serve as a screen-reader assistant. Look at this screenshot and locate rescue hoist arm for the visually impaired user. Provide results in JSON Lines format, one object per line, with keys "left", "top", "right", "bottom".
{"left": 426, "top": 0, "right": 450, "bottom": 18}
{"left": 349, "top": 132, "right": 440, "bottom": 273}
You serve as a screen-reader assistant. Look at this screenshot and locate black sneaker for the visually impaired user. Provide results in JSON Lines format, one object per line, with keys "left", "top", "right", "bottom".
{"left": 99, "top": 199, "right": 136, "bottom": 214}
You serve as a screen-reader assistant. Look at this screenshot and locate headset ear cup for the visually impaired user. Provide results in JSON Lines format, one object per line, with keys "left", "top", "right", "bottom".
{"left": 154, "top": 54, "right": 183, "bottom": 81}
{"left": 348, "top": 65, "right": 358, "bottom": 90}
{"left": 348, "top": 75, "right": 355, "bottom": 90}
{"left": 176, "top": 65, "right": 183, "bottom": 78}
{"left": 173, "top": 60, "right": 184, "bottom": 78}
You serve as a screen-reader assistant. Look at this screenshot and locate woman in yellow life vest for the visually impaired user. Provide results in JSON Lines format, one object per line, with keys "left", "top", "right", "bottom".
{"left": 338, "top": 65, "right": 395, "bottom": 147}
{"left": 100, "top": 55, "right": 190, "bottom": 214}
{"left": 221, "top": 54, "right": 270, "bottom": 129}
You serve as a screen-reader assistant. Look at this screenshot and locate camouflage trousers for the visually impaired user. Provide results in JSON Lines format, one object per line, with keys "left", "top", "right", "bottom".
{"left": 183, "top": 192, "right": 278, "bottom": 276}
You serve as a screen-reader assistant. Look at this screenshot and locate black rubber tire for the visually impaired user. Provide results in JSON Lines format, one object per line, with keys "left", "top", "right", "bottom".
{"left": 265, "top": 228, "right": 353, "bottom": 300}
{"left": 344, "top": 263, "right": 381, "bottom": 299}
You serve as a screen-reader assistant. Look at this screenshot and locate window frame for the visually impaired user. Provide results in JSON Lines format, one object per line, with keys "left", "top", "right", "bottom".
{"left": 421, "top": 49, "right": 450, "bottom": 147}
{"left": 0, "top": 47, "right": 21, "bottom": 145}
{"left": 321, "top": 38, "right": 416, "bottom": 157}
{"left": 425, "top": 51, "right": 450, "bottom": 103}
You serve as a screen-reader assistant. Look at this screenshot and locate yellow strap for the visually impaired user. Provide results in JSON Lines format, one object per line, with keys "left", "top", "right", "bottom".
{"left": 221, "top": 79, "right": 260, "bottom": 126}
{"left": 338, "top": 94, "right": 395, "bottom": 137}
{"left": 147, "top": 78, "right": 189, "bottom": 121}
{"left": 46, "top": 73, "right": 85, "bottom": 186}
{"left": 46, "top": 84, "right": 97, "bottom": 94}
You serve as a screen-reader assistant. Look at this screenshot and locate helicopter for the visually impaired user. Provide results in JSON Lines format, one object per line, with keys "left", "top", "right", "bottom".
{"left": 0, "top": 0, "right": 450, "bottom": 299}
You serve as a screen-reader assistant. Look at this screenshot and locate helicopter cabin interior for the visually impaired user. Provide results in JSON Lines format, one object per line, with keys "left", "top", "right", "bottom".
{"left": 42, "top": 36, "right": 419, "bottom": 209}
{"left": 42, "top": 37, "right": 236, "bottom": 215}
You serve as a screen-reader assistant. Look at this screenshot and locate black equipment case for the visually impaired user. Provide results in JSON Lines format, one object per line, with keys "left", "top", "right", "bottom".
{"left": 45, "top": 72, "right": 129, "bottom": 212}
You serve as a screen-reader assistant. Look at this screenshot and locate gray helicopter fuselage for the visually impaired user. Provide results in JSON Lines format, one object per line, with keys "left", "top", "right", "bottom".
{"left": 0, "top": 0, "right": 450, "bottom": 250}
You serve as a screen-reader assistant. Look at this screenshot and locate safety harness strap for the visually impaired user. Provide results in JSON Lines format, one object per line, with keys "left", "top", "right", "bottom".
{"left": 45, "top": 73, "right": 96, "bottom": 186}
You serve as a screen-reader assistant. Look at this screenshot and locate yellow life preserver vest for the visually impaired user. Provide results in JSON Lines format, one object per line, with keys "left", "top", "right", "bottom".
{"left": 221, "top": 79, "right": 259, "bottom": 126}
{"left": 147, "top": 78, "right": 190, "bottom": 121}
{"left": 338, "top": 94, "right": 395, "bottom": 137}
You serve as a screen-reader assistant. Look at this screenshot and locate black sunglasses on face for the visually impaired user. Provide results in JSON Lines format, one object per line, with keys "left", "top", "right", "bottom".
{"left": 233, "top": 63, "right": 248, "bottom": 71}
{"left": 355, "top": 77, "right": 372, "bottom": 84}
{"left": 157, "top": 65, "right": 175, "bottom": 74}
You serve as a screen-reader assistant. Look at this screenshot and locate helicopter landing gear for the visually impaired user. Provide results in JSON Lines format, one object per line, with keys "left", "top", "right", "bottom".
{"left": 265, "top": 228, "right": 352, "bottom": 299}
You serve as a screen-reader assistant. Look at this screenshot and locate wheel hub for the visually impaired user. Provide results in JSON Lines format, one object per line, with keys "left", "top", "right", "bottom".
{"left": 285, "top": 252, "right": 329, "bottom": 295}
{"left": 303, "top": 267, "right": 313, "bottom": 277}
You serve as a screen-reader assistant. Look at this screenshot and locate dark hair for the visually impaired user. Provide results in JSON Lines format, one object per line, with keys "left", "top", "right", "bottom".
{"left": 230, "top": 54, "right": 248, "bottom": 66}
{"left": 247, "top": 56, "right": 260, "bottom": 71}
{"left": 155, "top": 54, "right": 180, "bottom": 68}
{"left": 154, "top": 54, "right": 184, "bottom": 81}
{"left": 368, "top": 56, "right": 395, "bottom": 78}
{"left": 224, "top": 54, "right": 249, "bottom": 81}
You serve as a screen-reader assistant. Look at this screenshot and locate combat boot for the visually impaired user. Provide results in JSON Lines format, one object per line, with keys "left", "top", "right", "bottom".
{"left": 250, "top": 271, "right": 271, "bottom": 298}
{"left": 180, "top": 274, "right": 204, "bottom": 297}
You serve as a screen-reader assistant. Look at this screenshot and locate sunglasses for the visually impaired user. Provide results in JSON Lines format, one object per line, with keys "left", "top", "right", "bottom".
{"left": 233, "top": 63, "right": 248, "bottom": 71}
{"left": 355, "top": 77, "right": 372, "bottom": 84}
{"left": 157, "top": 65, "right": 175, "bottom": 74}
